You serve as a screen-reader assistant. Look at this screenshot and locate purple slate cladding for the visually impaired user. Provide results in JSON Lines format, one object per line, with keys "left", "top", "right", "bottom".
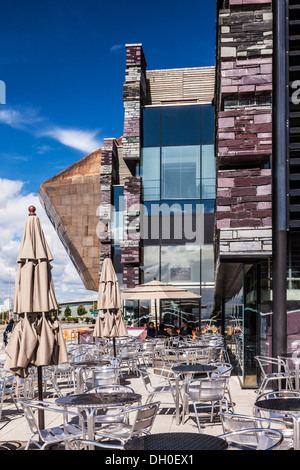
{"left": 216, "top": 168, "right": 272, "bottom": 230}
{"left": 217, "top": 109, "right": 272, "bottom": 165}
{"left": 215, "top": 0, "right": 273, "bottom": 253}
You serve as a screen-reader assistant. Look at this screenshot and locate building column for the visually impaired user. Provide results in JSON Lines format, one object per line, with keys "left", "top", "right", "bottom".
{"left": 121, "top": 44, "right": 147, "bottom": 288}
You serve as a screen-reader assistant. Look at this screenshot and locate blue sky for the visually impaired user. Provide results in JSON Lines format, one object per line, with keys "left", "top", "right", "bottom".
{"left": 0, "top": 0, "right": 216, "bottom": 304}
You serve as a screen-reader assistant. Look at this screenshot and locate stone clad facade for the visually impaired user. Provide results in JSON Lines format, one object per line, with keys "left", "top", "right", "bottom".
{"left": 215, "top": 0, "right": 273, "bottom": 264}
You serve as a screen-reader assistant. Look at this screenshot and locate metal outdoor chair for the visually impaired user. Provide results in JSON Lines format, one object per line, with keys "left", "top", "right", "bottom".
{"left": 182, "top": 375, "right": 229, "bottom": 432}
{"left": 137, "top": 367, "right": 179, "bottom": 406}
{"left": 65, "top": 438, "right": 123, "bottom": 450}
{"left": 18, "top": 399, "right": 85, "bottom": 450}
{"left": 117, "top": 346, "right": 139, "bottom": 375}
{"left": 254, "top": 356, "right": 293, "bottom": 395}
{"left": 220, "top": 411, "right": 293, "bottom": 450}
{"left": 82, "top": 365, "right": 119, "bottom": 391}
{"left": 93, "top": 401, "right": 160, "bottom": 446}
{"left": 218, "top": 428, "right": 284, "bottom": 450}
{"left": 83, "top": 384, "right": 139, "bottom": 426}
{"left": 209, "top": 362, "right": 234, "bottom": 411}
{"left": 254, "top": 389, "right": 300, "bottom": 447}
{"left": 0, "top": 375, "right": 19, "bottom": 419}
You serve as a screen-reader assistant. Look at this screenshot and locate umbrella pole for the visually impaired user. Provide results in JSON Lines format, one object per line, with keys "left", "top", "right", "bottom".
{"left": 155, "top": 300, "right": 158, "bottom": 337}
{"left": 113, "top": 337, "right": 117, "bottom": 358}
{"left": 37, "top": 366, "right": 45, "bottom": 430}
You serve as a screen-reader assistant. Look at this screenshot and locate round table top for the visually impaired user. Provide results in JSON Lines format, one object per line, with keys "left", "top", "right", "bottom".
{"left": 56, "top": 392, "right": 141, "bottom": 408}
{"left": 70, "top": 360, "right": 111, "bottom": 367}
{"left": 172, "top": 364, "right": 217, "bottom": 374}
{"left": 255, "top": 397, "right": 300, "bottom": 414}
{"left": 124, "top": 433, "right": 228, "bottom": 451}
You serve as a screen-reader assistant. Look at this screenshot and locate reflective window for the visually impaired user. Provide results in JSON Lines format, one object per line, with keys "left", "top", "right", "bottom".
{"left": 143, "top": 246, "right": 160, "bottom": 283}
{"left": 160, "top": 245, "right": 201, "bottom": 283}
{"left": 141, "top": 147, "right": 160, "bottom": 200}
{"left": 161, "top": 146, "right": 200, "bottom": 199}
{"left": 201, "top": 245, "right": 214, "bottom": 282}
{"left": 111, "top": 186, "right": 124, "bottom": 244}
{"left": 201, "top": 145, "right": 216, "bottom": 199}
{"left": 143, "top": 107, "right": 160, "bottom": 147}
{"left": 201, "top": 105, "right": 214, "bottom": 143}
{"left": 161, "top": 106, "right": 201, "bottom": 146}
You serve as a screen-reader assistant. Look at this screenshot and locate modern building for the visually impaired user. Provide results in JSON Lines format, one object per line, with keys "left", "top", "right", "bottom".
{"left": 39, "top": 0, "right": 300, "bottom": 388}
{"left": 39, "top": 47, "right": 216, "bottom": 333}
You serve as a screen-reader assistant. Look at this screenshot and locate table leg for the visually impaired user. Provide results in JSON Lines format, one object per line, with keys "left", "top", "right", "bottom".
{"left": 295, "top": 363, "right": 299, "bottom": 391}
{"left": 175, "top": 374, "right": 181, "bottom": 426}
{"left": 292, "top": 415, "right": 300, "bottom": 450}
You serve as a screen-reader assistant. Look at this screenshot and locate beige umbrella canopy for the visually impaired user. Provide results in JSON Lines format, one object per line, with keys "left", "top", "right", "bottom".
{"left": 122, "top": 278, "right": 201, "bottom": 333}
{"left": 93, "top": 254, "right": 127, "bottom": 346}
{"left": 5, "top": 206, "right": 68, "bottom": 380}
{"left": 121, "top": 278, "right": 202, "bottom": 301}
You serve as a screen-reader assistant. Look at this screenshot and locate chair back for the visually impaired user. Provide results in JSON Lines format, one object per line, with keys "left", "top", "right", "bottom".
{"left": 197, "top": 376, "right": 228, "bottom": 401}
{"left": 254, "top": 355, "right": 287, "bottom": 377}
{"left": 219, "top": 428, "right": 283, "bottom": 450}
{"left": 91, "top": 366, "right": 119, "bottom": 387}
{"left": 19, "top": 402, "right": 41, "bottom": 439}
{"left": 138, "top": 369, "right": 152, "bottom": 391}
{"left": 130, "top": 402, "right": 160, "bottom": 438}
{"left": 84, "top": 384, "right": 134, "bottom": 394}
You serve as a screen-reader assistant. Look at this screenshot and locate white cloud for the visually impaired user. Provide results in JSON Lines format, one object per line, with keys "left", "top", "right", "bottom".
{"left": 0, "top": 106, "right": 103, "bottom": 154}
{"left": 110, "top": 44, "right": 124, "bottom": 54}
{"left": 0, "top": 178, "right": 94, "bottom": 305}
{"left": 42, "top": 127, "right": 103, "bottom": 154}
{"left": 0, "top": 107, "right": 42, "bottom": 130}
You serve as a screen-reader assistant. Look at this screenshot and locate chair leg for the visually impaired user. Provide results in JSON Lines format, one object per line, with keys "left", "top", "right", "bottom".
{"left": 145, "top": 393, "right": 154, "bottom": 405}
{"left": 193, "top": 403, "right": 202, "bottom": 433}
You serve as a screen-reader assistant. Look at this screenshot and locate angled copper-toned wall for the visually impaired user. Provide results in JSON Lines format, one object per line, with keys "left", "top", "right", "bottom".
{"left": 38, "top": 149, "right": 102, "bottom": 291}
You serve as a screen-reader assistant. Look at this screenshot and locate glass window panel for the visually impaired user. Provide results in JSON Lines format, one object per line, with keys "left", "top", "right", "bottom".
{"left": 143, "top": 107, "right": 161, "bottom": 147}
{"left": 111, "top": 186, "right": 124, "bottom": 244}
{"left": 201, "top": 105, "right": 214, "bottom": 143}
{"left": 161, "top": 106, "right": 200, "bottom": 146}
{"left": 143, "top": 246, "right": 160, "bottom": 283}
{"left": 160, "top": 245, "right": 200, "bottom": 283}
{"left": 201, "top": 144, "right": 216, "bottom": 199}
{"left": 200, "top": 287, "right": 215, "bottom": 319}
{"left": 161, "top": 146, "right": 200, "bottom": 200}
{"left": 141, "top": 147, "right": 160, "bottom": 201}
{"left": 201, "top": 245, "right": 215, "bottom": 282}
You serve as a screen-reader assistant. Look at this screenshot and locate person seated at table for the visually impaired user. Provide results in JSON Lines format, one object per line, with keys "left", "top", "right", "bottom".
{"left": 157, "top": 323, "right": 170, "bottom": 338}
{"left": 146, "top": 322, "right": 156, "bottom": 339}
{"left": 179, "top": 320, "right": 193, "bottom": 340}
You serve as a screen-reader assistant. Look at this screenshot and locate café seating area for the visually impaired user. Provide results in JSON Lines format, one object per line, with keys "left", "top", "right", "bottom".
{"left": 0, "top": 332, "right": 300, "bottom": 450}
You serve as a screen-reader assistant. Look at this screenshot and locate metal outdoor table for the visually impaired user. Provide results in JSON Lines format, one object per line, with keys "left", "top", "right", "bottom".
{"left": 255, "top": 397, "right": 300, "bottom": 450}
{"left": 124, "top": 432, "right": 228, "bottom": 451}
{"left": 56, "top": 392, "right": 142, "bottom": 440}
{"left": 172, "top": 364, "right": 217, "bottom": 425}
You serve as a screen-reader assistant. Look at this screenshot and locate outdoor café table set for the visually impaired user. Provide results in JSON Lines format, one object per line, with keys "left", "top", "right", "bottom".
{"left": 254, "top": 395, "right": 300, "bottom": 450}
{"left": 56, "top": 391, "right": 142, "bottom": 441}
{"left": 172, "top": 364, "right": 218, "bottom": 425}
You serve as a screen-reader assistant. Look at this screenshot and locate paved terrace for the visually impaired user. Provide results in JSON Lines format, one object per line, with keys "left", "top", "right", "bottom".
{"left": 0, "top": 324, "right": 257, "bottom": 450}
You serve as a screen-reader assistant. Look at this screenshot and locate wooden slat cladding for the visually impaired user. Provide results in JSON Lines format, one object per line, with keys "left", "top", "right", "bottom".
{"left": 146, "top": 67, "right": 215, "bottom": 105}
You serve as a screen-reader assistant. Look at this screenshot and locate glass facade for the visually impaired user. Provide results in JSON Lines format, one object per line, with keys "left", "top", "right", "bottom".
{"left": 224, "top": 260, "right": 272, "bottom": 388}
{"left": 139, "top": 104, "right": 215, "bottom": 329}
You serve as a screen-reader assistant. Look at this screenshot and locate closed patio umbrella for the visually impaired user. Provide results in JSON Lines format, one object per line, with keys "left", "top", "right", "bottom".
{"left": 93, "top": 253, "right": 127, "bottom": 356}
{"left": 4, "top": 206, "right": 68, "bottom": 427}
{"left": 121, "top": 278, "right": 201, "bottom": 334}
